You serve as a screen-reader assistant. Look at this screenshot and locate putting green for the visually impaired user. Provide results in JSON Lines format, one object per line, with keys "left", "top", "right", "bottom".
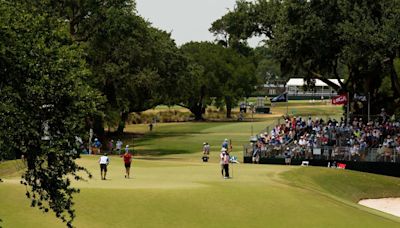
{"left": 1, "top": 156, "right": 400, "bottom": 228}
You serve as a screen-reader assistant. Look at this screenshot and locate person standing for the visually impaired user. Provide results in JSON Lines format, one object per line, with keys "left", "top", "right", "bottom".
{"left": 108, "top": 139, "right": 114, "bottom": 154}
{"left": 202, "top": 142, "right": 210, "bottom": 162}
{"left": 222, "top": 139, "right": 229, "bottom": 149}
{"left": 99, "top": 153, "right": 109, "bottom": 180}
{"left": 220, "top": 148, "right": 227, "bottom": 177}
{"left": 122, "top": 147, "right": 133, "bottom": 178}
{"left": 93, "top": 138, "right": 102, "bottom": 155}
{"left": 284, "top": 147, "right": 292, "bottom": 165}
{"left": 116, "top": 139, "right": 123, "bottom": 155}
{"left": 222, "top": 149, "right": 230, "bottom": 179}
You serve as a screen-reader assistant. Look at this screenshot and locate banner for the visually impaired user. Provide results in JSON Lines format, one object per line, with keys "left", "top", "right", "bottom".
{"left": 332, "top": 94, "right": 348, "bottom": 105}
{"left": 354, "top": 93, "right": 367, "bottom": 102}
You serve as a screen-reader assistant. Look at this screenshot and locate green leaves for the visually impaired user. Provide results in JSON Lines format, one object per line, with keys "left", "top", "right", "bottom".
{"left": 0, "top": 1, "right": 102, "bottom": 226}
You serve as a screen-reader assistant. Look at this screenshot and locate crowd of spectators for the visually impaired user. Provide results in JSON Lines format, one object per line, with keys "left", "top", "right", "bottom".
{"left": 251, "top": 111, "right": 400, "bottom": 163}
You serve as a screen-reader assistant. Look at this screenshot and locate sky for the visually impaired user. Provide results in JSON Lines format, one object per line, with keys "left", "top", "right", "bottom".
{"left": 136, "top": 0, "right": 262, "bottom": 47}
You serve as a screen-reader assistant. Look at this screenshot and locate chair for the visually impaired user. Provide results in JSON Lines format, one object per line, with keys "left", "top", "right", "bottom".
{"left": 301, "top": 161, "right": 309, "bottom": 166}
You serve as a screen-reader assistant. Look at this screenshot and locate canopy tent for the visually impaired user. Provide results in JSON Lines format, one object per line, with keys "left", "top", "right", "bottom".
{"left": 286, "top": 78, "right": 344, "bottom": 87}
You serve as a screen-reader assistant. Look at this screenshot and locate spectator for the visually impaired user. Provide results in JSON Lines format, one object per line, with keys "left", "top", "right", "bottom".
{"left": 284, "top": 147, "right": 292, "bottom": 165}
{"left": 220, "top": 148, "right": 227, "bottom": 177}
{"left": 116, "top": 139, "right": 123, "bottom": 155}
{"left": 108, "top": 139, "right": 114, "bottom": 154}
{"left": 93, "top": 138, "right": 102, "bottom": 155}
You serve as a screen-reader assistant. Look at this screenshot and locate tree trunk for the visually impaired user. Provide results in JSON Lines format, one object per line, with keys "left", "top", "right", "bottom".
{"left": 225, "top": 96, "right": 232, "bottom": 118}
{"left": 93, "top": 114, "right": 105, "bottom": 138}
{"left": 116, "top": 112, "right": 129, "bottom": 135}
{"left": 389, "top": 59, "right": 400, "bottom": 97}
{"left": 190, "top": 105, "right": 204, "bottom": 121}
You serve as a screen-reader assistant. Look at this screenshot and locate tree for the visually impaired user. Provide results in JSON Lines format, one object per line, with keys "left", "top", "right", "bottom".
{"left": 0, "top": 1, "right": 102, "bottom": 226}
{"left": 84, "top": 6, "right": 186, "bottom": 134}
{"left": 181, "top": 42, "right": 256, "bottom": 119}
{"left": 212, "top": 0, "right": 400, "bottom": 116}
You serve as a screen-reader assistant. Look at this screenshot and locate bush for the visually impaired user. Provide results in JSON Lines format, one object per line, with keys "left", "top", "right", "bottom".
{"left": 128, "top": 110, "right": 192, "bottom": 124}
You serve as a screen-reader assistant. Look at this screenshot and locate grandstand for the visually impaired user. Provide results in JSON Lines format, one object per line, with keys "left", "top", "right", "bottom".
{"left": 244, "top": 116, "right": 400, "bottom": 177}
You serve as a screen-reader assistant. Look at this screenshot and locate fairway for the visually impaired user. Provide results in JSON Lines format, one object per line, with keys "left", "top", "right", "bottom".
{"left": 1, "top": 156, "right": 400, "bottom": 228}
{"left": 1, "top": 102, "right": 400, "bottom": 227}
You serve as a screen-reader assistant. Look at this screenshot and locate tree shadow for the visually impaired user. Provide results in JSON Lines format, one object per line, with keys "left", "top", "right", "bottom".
{"left": 134, "top": 149, "right": 190, "bottom": 156}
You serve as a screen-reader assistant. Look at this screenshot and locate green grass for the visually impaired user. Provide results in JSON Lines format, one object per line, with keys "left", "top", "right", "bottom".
{"left": 281, "top": 167, "right": 400, "bottom": 203}
{"left": 1, "top": 157, "right": 400, "bottom": 227}
{"left": 2, "top": 102, "right": 397, "bottom": 228}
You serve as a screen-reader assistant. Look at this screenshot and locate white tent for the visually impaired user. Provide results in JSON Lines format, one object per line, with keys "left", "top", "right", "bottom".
{"left": 286, "top": 78, "right": 344, "bottom": 97}
{"left": 286, "top": 78, "right": 343, "bottom": 87}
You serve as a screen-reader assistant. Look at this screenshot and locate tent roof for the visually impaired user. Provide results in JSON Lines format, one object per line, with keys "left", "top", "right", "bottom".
{"left": 286, "top": 78, "right": 344, "bottom": 87}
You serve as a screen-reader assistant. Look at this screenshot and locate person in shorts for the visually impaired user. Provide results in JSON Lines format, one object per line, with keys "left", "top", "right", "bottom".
{"left": 123, "top": 146, "right": 133, "bottom": 178}
{"left": 99, "top": 153, "right": 109, "bottom": 180}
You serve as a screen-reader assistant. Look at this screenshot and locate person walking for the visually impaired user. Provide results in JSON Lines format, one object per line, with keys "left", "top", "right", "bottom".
{"left": 99, "top": 153, "right": 110, "bottom": 180}
{"left": 122, "top": 147, "right": 133, "bottom": 178}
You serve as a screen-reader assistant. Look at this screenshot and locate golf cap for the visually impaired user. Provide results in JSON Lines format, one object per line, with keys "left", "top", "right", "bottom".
{"left": 221, "top": 148, "right": 227, "bottom": 152}
{"left": 203, "top": 142, "right": 207, "bottom": 145}
{"left": 126, "top": 145, "right": 129, "bottom": 148}
{"left": 224, "top": 138, "right": 228, "bottom": 141}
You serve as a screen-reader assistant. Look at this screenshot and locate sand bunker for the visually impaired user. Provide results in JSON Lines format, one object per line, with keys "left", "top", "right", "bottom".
{"left": 359, "top": 198, "right": 400, "bottom": 217}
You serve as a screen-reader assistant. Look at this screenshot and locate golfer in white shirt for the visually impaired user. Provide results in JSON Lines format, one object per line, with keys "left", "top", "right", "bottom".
{"left": 99, "top": 153, "right": 110, "bottom": 180}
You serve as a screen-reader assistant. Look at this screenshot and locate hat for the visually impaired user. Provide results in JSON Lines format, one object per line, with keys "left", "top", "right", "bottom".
{"left": 224, "top": 138, "right": 228, "bottom": 141}
{"left": 95, "top": 138, "right": 98, "bottom": 141}
{"left": 126, "top": 145, "right": 129, "bottom": 148}
{"left": 203, "top": 142, "right": 207, "bottom": 145}
{"left": 221, "top": 148, "right": 227, "bottom": 152}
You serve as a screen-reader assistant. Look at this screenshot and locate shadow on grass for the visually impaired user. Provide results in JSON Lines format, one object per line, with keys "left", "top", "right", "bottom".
{"left": 134, "top": 149, "right": 190, "bottom": 156}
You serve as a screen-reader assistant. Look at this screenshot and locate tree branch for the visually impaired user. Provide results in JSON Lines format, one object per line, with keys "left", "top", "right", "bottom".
{"left": 309, "top": 70, "right": 341, "bottom": 91}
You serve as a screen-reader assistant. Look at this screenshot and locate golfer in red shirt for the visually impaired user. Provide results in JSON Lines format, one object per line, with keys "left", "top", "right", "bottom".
{"left": 123, "top": 146, "right": 133, "bottom": 178}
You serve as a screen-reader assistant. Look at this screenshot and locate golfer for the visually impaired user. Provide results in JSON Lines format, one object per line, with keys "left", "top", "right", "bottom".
{"left": 99, "top": 153, "right": 109, "bottom": 180}
{"left": 123, "top": 146, "right": 133, "bottom": 178}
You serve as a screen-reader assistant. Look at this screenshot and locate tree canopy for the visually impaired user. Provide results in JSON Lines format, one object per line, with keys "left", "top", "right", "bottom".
{"left": 212, "top": 0, "right": 400, "bottom": 115}
{"left": 180, "top": 42, "right": 256, "bottom": 119}
{"left": 0, "top": 1, "right": 102, "bottom": 226}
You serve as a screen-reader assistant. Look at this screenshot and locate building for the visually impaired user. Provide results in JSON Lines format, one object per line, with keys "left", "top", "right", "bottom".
{"left": 286, "top": 78, "right": 343, "bottom": 100}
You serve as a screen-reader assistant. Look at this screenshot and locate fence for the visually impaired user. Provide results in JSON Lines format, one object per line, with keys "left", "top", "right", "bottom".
{"left": 244, "top": 144, "right": 400, "bottom": 163}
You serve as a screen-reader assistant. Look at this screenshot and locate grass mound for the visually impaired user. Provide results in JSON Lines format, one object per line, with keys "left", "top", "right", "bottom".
{"left": 281, "top": 166, "right": 400, "bottom": 202}
{"left": 0, "top": 159, "right": 25, "bottom": 178}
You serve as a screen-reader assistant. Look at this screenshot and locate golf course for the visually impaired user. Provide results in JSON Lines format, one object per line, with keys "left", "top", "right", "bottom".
{"left": 1, "top": 102, "right": 400, "bottom": 228}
